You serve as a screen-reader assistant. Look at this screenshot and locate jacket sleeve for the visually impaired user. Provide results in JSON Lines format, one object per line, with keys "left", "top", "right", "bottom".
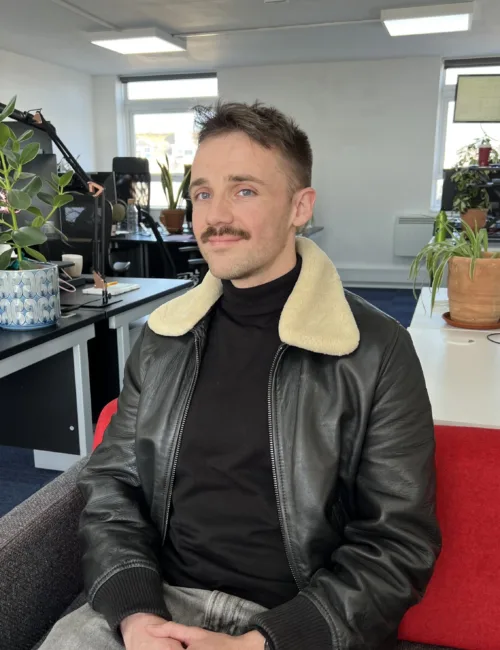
{"left": 252, "top": 325, "right": 442, "bottom": 650}
{"left": 77, "top": 326, "right": 170, "bottom": 632}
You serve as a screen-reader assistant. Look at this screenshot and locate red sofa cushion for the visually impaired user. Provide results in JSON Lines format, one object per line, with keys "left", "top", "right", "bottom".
{"left": 93, "top": 405, "right": 500, "bottom": 649}
{"left": 399, "top": 425, "right": 500, "bottom": 649}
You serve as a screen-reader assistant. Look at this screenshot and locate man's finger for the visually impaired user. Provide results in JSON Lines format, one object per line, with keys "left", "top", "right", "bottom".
{"left": 148, "top": 621, "right": 206, "bottom": 644}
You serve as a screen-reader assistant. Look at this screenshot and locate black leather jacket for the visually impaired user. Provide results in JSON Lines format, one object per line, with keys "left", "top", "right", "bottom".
{"left": 78, "top": 239, "right": 440, "bottom": 650}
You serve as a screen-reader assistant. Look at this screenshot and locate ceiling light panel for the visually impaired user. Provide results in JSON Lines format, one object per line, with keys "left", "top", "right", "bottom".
{"left": 89, "top": 28, "right": 186, "bottom": 54}
{"left": 381, "top": 2, "right": 474, "bottom": 36}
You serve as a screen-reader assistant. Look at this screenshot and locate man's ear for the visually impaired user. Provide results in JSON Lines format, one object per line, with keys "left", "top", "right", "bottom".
{"left": 292, "top": 188, "right": 316, "bottom": 230}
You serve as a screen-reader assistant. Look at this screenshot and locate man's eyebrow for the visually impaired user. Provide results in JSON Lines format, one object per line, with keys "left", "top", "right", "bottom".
{"left": 228, "top": 174, "right": 266, "bottom": 185}
{"left": 189, "top": 177, "right": 209, "bottom": 193}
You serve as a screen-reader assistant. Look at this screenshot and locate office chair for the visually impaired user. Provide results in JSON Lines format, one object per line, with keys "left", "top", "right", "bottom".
{"left": 178, "top": 246, "right": 209, "bottom": 283}
{"left": 177, "top": 198, "right": 209, "bottom": 283}
{"left": 57, "top": 193, "right": 131, "bottom": 276}
{"left": 113, "top": 157, "right": 151, "bottom": 214}
{"left": 140, "top": 210, "right": 177, "bottom": 279}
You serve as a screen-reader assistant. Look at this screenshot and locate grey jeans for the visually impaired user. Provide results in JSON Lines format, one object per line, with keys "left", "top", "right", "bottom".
{"left": 39, "top": 584, "right": 268, "bottom": 649}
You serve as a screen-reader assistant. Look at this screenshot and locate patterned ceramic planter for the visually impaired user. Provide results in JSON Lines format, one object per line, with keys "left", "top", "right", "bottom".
{"left": 0, "top": 264, "right": 61, "bottom": 330}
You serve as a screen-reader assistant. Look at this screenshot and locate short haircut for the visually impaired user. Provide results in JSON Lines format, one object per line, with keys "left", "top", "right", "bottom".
{"left": 194, "top": 101, "right": 313, "bottom": 193}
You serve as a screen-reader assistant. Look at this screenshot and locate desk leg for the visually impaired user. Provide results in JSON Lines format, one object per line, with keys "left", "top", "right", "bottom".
{"left": 34, "top": 340, "right": 94, "bottom": 471}
{"left": 138, "top": 243, "right": 149, "bottom": 277}
{"left": 144, "top": 244, "right": 150, "bottom": 277}
{"left": 116, "top": 324, "right": 131, "bottom": 389}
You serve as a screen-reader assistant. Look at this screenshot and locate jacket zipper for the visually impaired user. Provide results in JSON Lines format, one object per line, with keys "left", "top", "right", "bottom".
{"left": 268, "top": 343, "right": 303, "bottom": 590}
{"left": 161, "top": 334, "right": 201, "bottom": 544}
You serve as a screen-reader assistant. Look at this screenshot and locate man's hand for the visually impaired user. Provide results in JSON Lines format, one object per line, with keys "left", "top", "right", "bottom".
{"left": 120, "top": 613, "right": 184, "bottom": 650}
{"left": 149, "top": 622, "right": 266, "bottom": 649}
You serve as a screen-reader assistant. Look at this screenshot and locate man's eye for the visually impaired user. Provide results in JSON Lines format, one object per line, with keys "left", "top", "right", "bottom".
{"left": 237, "top": 189, "right": 255, "bottom": 197}
{"left": 195, "top": 192, "right": 211, "bottom": 201}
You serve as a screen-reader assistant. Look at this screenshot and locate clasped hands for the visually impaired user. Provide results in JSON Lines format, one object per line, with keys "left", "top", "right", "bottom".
{"left": 122, "top": 613, "right": 266, "bottom": 650}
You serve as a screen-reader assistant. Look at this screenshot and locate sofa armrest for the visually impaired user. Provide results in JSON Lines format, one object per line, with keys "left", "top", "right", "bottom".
{"left": 0, "top": 458, "right": 87, "bottom": 650}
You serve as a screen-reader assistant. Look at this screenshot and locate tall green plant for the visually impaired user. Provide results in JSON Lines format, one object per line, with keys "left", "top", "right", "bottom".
{"left": 158, "top": 155, "right": 191, "bottom": 210}
{"left": 409, "top": 220, "right": 500, "bottom": 312}
{"left": 0, "top": 96, "right": 73, "bottom": 270}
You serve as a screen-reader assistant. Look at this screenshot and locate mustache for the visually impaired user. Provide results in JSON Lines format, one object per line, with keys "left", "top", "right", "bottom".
{"left": 200, "top": 225, "right": 251, "bottom": 244}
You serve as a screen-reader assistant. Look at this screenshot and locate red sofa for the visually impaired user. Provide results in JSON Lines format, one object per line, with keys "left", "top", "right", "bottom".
{"left": 94, "top": 402, "right": 500, "bottom": 650}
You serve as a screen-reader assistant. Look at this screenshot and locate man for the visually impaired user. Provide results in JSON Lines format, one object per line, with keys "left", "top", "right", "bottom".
{"left": 42, "top": 102, "right": 440, "bottom": 650}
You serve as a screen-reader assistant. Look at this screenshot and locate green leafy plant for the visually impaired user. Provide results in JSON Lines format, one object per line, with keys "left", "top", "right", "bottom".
{"left": 452, "top": 137, "right": 500, "bottom": 215}
{"left": 0, "top": 96, "right": 73, "bottom": 270}
{"left": 158, "top": 155, "right": 191, "bottom": 210}
{"left": 409, "top": 219, "right": 500, "bottom": 312}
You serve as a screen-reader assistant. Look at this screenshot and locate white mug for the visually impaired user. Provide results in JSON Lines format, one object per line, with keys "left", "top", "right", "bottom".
{"left": 62, "top": 254, "right": 83, "bottom": 278}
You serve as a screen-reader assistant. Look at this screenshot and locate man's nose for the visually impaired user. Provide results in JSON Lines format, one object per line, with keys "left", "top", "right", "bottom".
{"left": 205, "top": 195, "right": 233, "bottom": 226}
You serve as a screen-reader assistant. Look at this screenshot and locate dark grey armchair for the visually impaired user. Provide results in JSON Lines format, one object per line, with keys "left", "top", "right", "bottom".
{"left": 0, "top": 460, "right": 452, "bottom": 650}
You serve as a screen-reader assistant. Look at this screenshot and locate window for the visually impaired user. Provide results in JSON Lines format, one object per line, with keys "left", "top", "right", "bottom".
{"left": 434, "top": 61, "right": 500, "bottom": 210}
{"left": 124, "top": 74, "right": 218, "bottom": 209}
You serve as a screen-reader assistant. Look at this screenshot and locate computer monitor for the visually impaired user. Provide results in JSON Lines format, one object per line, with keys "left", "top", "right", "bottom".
{"left": 89, "top": 172, "right": 117, "bottom": 204}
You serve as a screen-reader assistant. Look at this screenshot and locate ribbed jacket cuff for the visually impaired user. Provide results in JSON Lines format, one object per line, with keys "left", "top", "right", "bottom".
{"left": 250, "top": 594, "right": 333, "bottom": 650}
{"left": 92, "top": 567, "right": 170, "bottom": 633}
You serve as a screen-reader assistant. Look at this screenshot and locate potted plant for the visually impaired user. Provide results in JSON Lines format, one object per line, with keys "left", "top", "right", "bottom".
{"left": 452, "top": 137, "right": 499, "bottom": 231}
{"left": 409, "top": 219, "right": 500, "bottom": 327}
{"left": 0, "top": 96, "right": 73, "bottom": 330}
{"left": 158, "top": 155, "right": 191, "bottom": 234}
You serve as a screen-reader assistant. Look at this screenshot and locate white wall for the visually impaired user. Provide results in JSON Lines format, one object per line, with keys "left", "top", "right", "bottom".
{"left": 219, "top": 58, "right": 442, "bottom": 286}
{"left": 0, "top": 48, "right": 95, "bottom": 170}
{"left": 92, "top": 75, "right": 127, "bottom": 170}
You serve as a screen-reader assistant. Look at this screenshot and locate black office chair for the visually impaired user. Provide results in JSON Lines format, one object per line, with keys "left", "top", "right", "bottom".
{"left": 57, "top": 193, "right": 131, "bottom": 276}
{"left": 141, "top": 210, "right": 177, "bottom": 279}
{"left": 178, "top": 246, "right": 209, "bottom": 283}
{"left": 113, "top": 157, "right": 151, "bottom": 214}
{"left": 177, "top": 199, "right": 209, "bottom": 283}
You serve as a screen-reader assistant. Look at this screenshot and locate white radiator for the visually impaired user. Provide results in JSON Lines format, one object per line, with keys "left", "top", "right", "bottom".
{"left": 394, "top": 215, "right": 435, "bottom": 258}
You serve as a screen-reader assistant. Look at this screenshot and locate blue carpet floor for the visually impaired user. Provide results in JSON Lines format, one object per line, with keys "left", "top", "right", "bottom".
{"left": 0, "top": 446, "right": 60, "bottom": 518}
{"left": 0, "top": 288, "right": 418, "bottom": 518}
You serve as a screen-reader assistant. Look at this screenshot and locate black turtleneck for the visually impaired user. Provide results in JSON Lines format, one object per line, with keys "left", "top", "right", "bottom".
{"left": 164, "top": 258, "right": 302, "bottom": 609}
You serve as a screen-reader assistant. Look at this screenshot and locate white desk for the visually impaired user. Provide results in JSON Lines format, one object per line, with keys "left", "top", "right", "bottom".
{"left": 409, "top": 288, "right": 500, "bottom": 429}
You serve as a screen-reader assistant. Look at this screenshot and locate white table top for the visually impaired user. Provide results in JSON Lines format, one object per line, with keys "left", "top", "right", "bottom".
{"left": 409, "top": 288, "right": 500, "bottom": 429}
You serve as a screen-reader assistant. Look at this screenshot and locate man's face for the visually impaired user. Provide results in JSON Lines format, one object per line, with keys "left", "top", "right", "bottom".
{"left": 190, "top": 132, "right": 314, "bottom": 286}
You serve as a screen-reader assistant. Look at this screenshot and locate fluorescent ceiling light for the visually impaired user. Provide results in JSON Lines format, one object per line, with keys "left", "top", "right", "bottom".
{"left": 89, "top": 28, "right": 186, "bottom": 54}
{"left": 381, "top": 2, "right": 474, "bottom": 36}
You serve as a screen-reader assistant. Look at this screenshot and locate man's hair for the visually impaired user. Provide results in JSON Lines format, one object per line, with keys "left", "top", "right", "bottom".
{"left": 194, "top": 101, "right": 313, "bottom": 193}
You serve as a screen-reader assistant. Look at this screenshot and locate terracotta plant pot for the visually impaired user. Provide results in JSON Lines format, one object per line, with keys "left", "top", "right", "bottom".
{"left": 461, "top": 209, "right": 487, "bottom": 231}
{"left": 448, "top": 254, "right": 500, "bottom": 326}
{"left": 160, "top": 209, "right": 185, "bottom": 234}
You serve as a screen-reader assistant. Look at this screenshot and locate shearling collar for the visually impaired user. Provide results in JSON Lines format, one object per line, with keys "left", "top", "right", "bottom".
{"left": 148, "top": 238, "right": 360, "bottom": 357}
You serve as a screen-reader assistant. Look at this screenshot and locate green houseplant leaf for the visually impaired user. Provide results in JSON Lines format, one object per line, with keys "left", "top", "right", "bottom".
{"left": 0, "top": 246, "right": 13, "bottom": 270}
{"left": 19, "top": 142, "right": 40, "bottom": 166}
{"left": 0, "top": 96, "right": 16, "bottom": 122}
{"left": 0, "top": 123, "right": 11, "bottom": 147}
{"left": 26, "top": 206, "right": 44, "bottom": 219}
{"left": 52, "top": 193, "right": 73, "bottom": 209}
{"left": 23, "top": 176, "right": 43, "bottom": 198}
{"left": 7, "top": 189, "right": 31, "bottom": 211}
{"left": 12, "top": 226, "right": 47, "bottom": 247}
{"left": 18, "top": 130, "right": 34, "bottom": 143}
{"left": 37, "top": 191, "right": 55, "bottom": 206}
{"left": 18, "top": 259, "right": 36, "bottom": 270}
{"left": 24, "top": 246, "right": 47, "bottom": 263}
{"left": 58, "top": 170, "right": 73, "bottom": 188}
